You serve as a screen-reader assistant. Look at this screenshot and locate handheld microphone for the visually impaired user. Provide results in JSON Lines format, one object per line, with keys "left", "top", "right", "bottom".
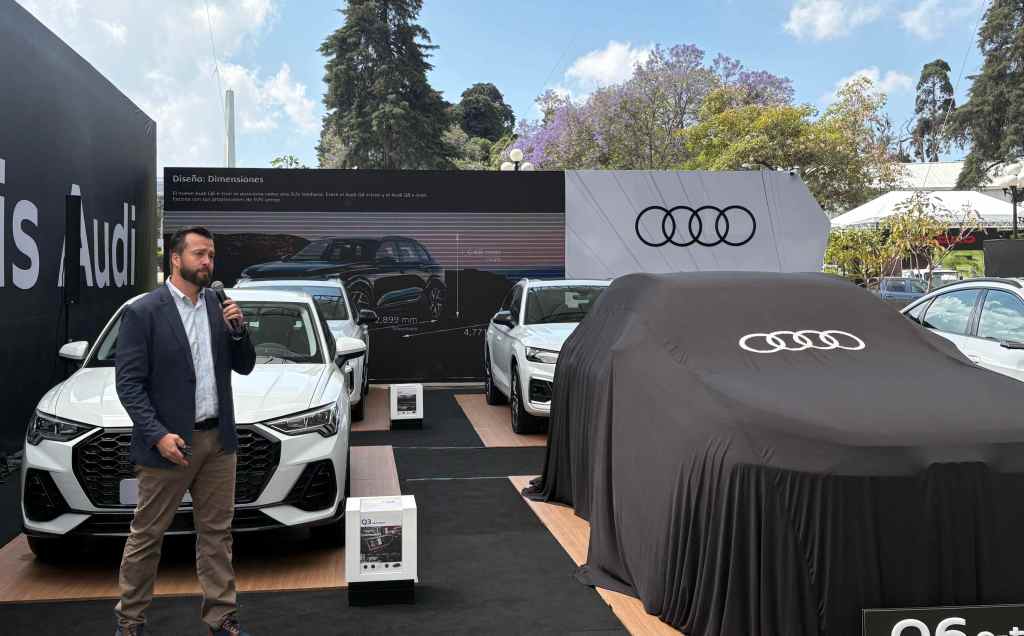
{"left": 210, "top": 281, "right": 240, "bottom": 333}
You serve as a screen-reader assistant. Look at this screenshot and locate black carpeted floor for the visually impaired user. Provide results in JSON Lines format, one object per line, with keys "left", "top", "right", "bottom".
{"left": 0, "top": 474, "right": 21, "bottom": 549}
{"left": 395, "top": 447, "right": 546, "bottom": 481}
{"left": 0, "top": 479, "right": 624, "bottom": 635}
{"left": 351, "top": 391, "right": 484, "bottom": 448}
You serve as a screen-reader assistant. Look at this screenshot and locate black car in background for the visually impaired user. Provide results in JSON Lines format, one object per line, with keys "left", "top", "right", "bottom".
{"left": 240, "top": 236, "right": 447, "bottom": 322}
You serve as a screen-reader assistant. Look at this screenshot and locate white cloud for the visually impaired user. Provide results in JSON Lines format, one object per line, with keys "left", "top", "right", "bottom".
{"left": 536, "top": 40, "right": 653, "bottom": 115}
{"left": 92, "top": 19, "right": 126, "bottom": 45}
{"left": 565, "top": 41, "right": 653, "bottom": 90}
{"left": 822, "top": 66, "right": 915, "bottom": 103}
{"left": 784, "top": 0, "right": 883, "bottom": 40}
{"left": 16, "top": 0, "right": 318, "bottom": 169}
{"left": 900, "top": 0, "right": 983, "bottom": 40}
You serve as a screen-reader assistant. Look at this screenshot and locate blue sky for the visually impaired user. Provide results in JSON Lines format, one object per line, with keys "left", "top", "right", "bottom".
{"left": 19, "top": 0, "right": 987, "bottom": 170}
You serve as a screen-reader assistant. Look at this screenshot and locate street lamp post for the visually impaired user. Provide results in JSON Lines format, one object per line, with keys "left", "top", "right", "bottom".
{"left": 1002, "top": 168, "right": 1024, "bottom": 240}
{"left": 500, "top": 148, "right": 534, "bottom": 172}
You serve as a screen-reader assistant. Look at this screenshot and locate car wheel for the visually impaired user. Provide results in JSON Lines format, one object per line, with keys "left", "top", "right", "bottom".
{"left": 422, "top": 283, "right": 446, "bottom": 322}
{"left": 27, "top": 535, "right": 73, "bottom": 563}
{"left": 311, "top": 453, "right": 350, "bottom": 546}
{"left": 351, "top": 395, "right": 365, "bottom": 422}
{"left": 348, "top": 282, "right": 372, "bottom": 313}
{"left": 510, "top": 362, "right": 543, "bottom": 434}
{"left": 484, "top": 347, "right": 506, "bottom": 405}
{"left": 362, "top": 363, "right": 370, "bottom": 397}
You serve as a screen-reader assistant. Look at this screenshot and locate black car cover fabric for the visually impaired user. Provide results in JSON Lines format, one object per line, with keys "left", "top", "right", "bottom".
{"left": 524, "top": 272, "right": 1024, "bottom": 636}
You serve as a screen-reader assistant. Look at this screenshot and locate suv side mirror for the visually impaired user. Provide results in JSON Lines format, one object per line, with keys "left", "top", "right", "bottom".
{"left": 1000, "top": 340, "right": 1024, "bottom": 350}
{"left": 59, "top": 341, "right": 89, "bottom": 361}
{"left": 356, "top": 309, "right": 378, "bottom": 325}
{"left": 335, "top": 336, "right": 367, "bottom": 365}
{"left": 492, "top": 310, "right": 515, "bottom": 328}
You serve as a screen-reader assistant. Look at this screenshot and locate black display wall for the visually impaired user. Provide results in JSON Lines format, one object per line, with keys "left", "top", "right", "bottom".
{"left": 0, "top": 3, "right": 157, "bottom": 450}
{"left": 163, "top": 168, "right": 565, "bottom": 382}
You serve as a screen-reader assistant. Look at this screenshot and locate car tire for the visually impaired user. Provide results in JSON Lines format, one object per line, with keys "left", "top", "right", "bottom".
{"left": 484, "top": 348, "right": 506, "bottom": 405}
{"left": 510, "top": 362, "right": 544, "bottom": 435}
{"left": 422, "top": 282, "right": 446, "bottom": 322}
{"left": 311, "top": 453, "right": 350, "bottom": 546}
{"left": 362, "top": 357, "right": 370, "bottom": 397}
{"left": 348, "top": 281, "right": 373, "bottom": 313}
{"left": 27, "top": 535, "right": 73, "bottom": 563}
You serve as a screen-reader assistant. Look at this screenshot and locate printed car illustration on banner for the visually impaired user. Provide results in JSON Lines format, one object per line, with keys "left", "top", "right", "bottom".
{"left": 240, "top": 236, "right": 447, "bottom": 323}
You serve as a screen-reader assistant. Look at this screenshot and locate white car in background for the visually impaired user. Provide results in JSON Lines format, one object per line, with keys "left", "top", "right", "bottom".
{"left": 21, "top": 289, "right": 366, "bottom": 561}
{"left": 901, "top": 277, "right": 1024, "bottom": 382}
{"left": 484, "top": 279, "right": 610, "bottom": 433}
{"left": 235, "top": 278, "right": 376, "bottom": 421}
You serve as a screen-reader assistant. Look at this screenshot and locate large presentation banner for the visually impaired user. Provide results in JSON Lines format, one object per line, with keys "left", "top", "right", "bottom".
{"left": 0, "top": 3, "right": 157, "bottom": 450}
{"left": 163, "top": 168, "right": 565, "bottom": 382}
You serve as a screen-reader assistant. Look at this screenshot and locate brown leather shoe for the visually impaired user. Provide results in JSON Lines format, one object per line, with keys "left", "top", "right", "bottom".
{"left": 210, "top": 614, "right": 251, "bottom": 636}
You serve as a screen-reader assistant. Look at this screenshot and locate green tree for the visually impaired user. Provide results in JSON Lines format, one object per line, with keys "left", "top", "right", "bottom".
{"left": 825, "top": 192, "right": 982, "bottom": 289}
{"left": 678, "top": 78, "right": 903, "bottom": 215}
{"left": 270, "top": 155, "right": 308, "bottom": 169}
{"left": 911, "top": 59, "right": 955, "bottom": 162}
{"left": 442, "top": 125, "right": 494, "bottom": 170}
{"left": 317, "top": 0, "right": 456, "bottom": 169}
{"left": 452, "top": 83, "right": 515, "bottom": 142}
{"left": 952, "top": 0, "right": 1024, "bottom": 187}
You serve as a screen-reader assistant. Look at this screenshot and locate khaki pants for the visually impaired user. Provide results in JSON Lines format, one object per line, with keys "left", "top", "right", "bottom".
{"left": 115, "top": 430, "right": 237, "bottom": 629}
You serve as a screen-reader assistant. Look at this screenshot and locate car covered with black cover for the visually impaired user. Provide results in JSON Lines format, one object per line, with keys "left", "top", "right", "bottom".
{"left": 524, "top": 271, "right": 1024, "bottom": 636}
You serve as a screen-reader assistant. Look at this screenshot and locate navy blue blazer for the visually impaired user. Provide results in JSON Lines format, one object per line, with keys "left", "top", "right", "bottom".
{"left": 115, "top": 285, "right": 256, "bottom": 468}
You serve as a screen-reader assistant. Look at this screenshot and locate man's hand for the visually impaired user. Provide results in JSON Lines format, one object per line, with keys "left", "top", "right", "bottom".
{"left": 156, "top": 433, "right": 189, "bottom": 467}
{"left": 222, "top": 298, "right": 244, "bottom": 334}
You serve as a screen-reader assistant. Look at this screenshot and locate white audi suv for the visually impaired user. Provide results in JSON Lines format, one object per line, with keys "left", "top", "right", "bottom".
{"left": 483, "top": 279, "right": 609, "bottom": 433}
{"left": 234, "top": 278, "right": 376, "bottom": 421}
{"left": 21, "top": 288, "right": 365, "bottom": 561}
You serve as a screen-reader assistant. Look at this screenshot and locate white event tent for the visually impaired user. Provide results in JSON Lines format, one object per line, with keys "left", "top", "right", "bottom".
{"left": 831, "top": 190, "right": 1015, "bottom": 230}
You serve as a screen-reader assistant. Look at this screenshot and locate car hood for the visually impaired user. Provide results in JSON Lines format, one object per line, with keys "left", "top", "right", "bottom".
{"left": 243, "top": 260, "right": 362, "bottom": 277}
{"left": 518, "top": 323, "right": 579, "bottom": 352}
{"left": 45, "top": 365, "right": 330, "bottom": 428}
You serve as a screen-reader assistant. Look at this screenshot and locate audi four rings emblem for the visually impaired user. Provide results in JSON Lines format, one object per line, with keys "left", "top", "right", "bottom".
{"left": 738, "top": 330, "right": 866, "bottom": 354}
{"left": 635, "top": 205, "right": 757, "bottom": 247}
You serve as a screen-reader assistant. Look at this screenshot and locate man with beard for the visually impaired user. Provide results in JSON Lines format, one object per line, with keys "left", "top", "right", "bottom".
{"left": 113, "top": 227, "right": 255, "bottom": 636}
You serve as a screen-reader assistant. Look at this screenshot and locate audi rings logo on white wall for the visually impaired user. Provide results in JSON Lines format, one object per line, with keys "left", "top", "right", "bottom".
{"left": 635, "top": 205, "right": 757, "bottom": 247}
{"left": 738, "top": 330, "right": 866, "bottom": 354}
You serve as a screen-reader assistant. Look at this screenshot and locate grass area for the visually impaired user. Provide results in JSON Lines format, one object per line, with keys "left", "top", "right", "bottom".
{"left": 940, "top": 251, "right": 985, "bottom": 278}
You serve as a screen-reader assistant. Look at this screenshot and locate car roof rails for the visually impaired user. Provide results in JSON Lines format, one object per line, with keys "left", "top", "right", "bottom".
{"left": 955, "top": 277, "right": 1022, "bottom": 288}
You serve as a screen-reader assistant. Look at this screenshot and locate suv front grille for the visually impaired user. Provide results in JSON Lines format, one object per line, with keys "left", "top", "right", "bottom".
{"left": 72, "top": 427, "right": 280, "bottom": 507}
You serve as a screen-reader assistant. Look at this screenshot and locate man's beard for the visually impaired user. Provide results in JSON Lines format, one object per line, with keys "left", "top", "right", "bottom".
{"left": 180, "top": 263, "right": 211, "bottom": 287}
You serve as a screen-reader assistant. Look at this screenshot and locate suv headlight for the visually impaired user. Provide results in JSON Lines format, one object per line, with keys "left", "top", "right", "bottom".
{"left": 525, "top": 347, "right": 559, "bottom": 364}
{"left": 264, "top": 403, "right": 339, "bottom": 437}
{"left": 26, "top": 412, "right": 96, "bottom": 445}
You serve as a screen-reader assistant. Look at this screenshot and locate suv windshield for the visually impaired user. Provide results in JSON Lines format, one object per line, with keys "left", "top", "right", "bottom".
{"left": 247, "top": 286, "right": 349, "bottom": 320}
{"left": 288, "top": 239, "right": 331, "bottom": 261}
{"left": 524, "top": 286, "right": 605, "bottom": 325}
{"left": 89, "top": 301, "right": 323, "bottom": 367}
{"left": 242, "top": 302, "right": 323, "bottom": 363}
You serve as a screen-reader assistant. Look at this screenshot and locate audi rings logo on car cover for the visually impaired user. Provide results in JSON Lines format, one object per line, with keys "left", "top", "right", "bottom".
{"left": 635, "top": 205, "right": 757, "bottom": 247}
{"left": 738, "top": 330, "right": 866, "bottom": 354}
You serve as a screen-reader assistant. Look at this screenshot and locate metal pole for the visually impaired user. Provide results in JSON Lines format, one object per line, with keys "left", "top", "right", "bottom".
{"left": 1014, "top": 186, "right": 1019, "bottom": 240}
{"left": 225, "top": 89, "right": 236, "bottom": 168}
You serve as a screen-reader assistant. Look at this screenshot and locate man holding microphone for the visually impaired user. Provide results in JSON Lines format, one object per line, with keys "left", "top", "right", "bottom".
{"left": 113, "top": 227, "right": 255, "bottom": 636}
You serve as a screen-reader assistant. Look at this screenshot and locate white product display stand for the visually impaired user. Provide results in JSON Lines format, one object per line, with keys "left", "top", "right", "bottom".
{"left": 345, "top": 495, "right": 418, "bottom": 604}
{"left": 389, "top": 383, "right": 423, "bottom": 429}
